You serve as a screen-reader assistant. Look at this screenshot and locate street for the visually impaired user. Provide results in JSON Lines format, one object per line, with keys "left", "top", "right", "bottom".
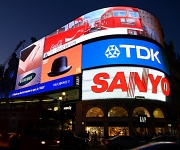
{"left": 0, "top": 145, "right": 107, "bottom": 150}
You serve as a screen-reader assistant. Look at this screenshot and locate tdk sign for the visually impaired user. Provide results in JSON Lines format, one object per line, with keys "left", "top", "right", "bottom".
{"left": 82, "top": 38, "right": 169, "bottom": 75}
{"left": 105, "top": 44, "right": 161, "bottom": 64}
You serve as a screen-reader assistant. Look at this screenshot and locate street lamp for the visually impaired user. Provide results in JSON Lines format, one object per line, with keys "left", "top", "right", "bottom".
{"left": 59, "top": 92, "right": 67, "bottom": 101}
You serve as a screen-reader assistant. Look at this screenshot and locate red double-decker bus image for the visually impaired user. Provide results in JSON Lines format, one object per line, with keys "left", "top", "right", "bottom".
{"left": 100, "top": 7, "right": 147, "bottom": 36}
{"left": 94, "top": 19, "right": 101, "bottom": 30}
{"left": 44, "top": 17, "right": 90, "bottom": 53}
{"left": 43, "top": 6, "right": 163, "bottom": 56}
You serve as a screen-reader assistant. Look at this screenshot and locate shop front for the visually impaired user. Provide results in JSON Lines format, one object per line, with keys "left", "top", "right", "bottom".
{"left": 79, "top": 100, "right": 170, "bottom": 140}
{"left": 61, "top": 102, "right": 76, "bottom": 131}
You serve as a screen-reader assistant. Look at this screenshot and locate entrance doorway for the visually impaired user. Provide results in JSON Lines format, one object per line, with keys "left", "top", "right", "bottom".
{"left": 85, "top": 126, "right": 104, "bottom": 142}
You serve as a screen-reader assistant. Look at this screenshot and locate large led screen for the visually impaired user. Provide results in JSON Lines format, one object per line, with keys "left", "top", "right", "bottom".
{"left": 15, "top": 38, "right": 45, "bottom": 90}
{"left": 10, "top": 75, "right": 74, "bottom": 98}
{"left": 82, "top": 66, "right": 170, "bottom": 101}
{"left": 10, "top": 44, "right": 82, "bottom": 98}
{"left": 82, "top": 38, "right": 169, "bottom": 75}
{"left": 41, "top": 44, "right": 82, "bottom": 83}
{"left": 44, "top": 6, "right": 164, "bottom": 58}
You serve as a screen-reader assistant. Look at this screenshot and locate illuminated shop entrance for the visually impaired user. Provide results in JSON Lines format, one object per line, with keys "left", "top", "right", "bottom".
{"left": 155, "top": 123, "right": 165, "bottom": 135}
{"left": 133, "top": 116, "right": 149, "bottom": 139}
{"left": 109, "top": 127, "right": 129, "bottom": 136}
{"left": 108, "top": 121, "right": 129, "bottom": 137}
{"left": 86, "top": 126, "right": 104, "bottom": 141}
{"left": 85, "top": 107, "right": 104, "bottom": 140}
{"left": 133, "top": 126, "right": 149, "bottom": 137}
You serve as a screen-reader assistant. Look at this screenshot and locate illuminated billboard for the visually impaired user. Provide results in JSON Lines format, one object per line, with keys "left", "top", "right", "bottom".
{"left": 9, "top": 6, "right": 165, "bottom": 99}
{"left": 82, "top": 66, "right": 170, "bottom": 101}
{"left": 15, "top": 38, "right": 45, "bottom": 90}
{"left": 44, "top": 6, "right": 164, "bottom": 58}
{"left": 82, "top": 38, "right": 169, "bottom": 75}
{"left": 10, "top": 43, "right": 82, "bottom": 98}
{"left": 41, "top": 44, "right": 82, "bottom": 83}
{"left": 10, "top": 75, "right": 74, "bottom": 98}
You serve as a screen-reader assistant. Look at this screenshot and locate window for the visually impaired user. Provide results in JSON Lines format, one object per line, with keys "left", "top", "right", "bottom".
{"left": 153, "top": 108, "right": 164, "bottom": 118}
{"left": 132, "top": 107, "right": 150, "bottom": 117}
{"left": 106, "top": 12, "right": 113, "bottom": 18}
{"left": 128, "top": 10, "right": 140, "bottom": 18}
{"left": 113, "top": 10, "right": 126, "bottom": 17}
{"left": 86, "top": 107, "right": 104, "bottom": 117}
{"left": 108, "top": 107, "right": 128, "bottom": 117}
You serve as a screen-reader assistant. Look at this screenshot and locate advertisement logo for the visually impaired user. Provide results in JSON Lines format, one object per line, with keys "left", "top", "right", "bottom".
{"left": 82, "top": 66, "right": 169, "bottom": 101}
{"left": 105, "top": 44, "right": 160, "bottom": 64}
{"left": 139, "top": 115, "right": 147, "bottom": 123}
{"left": 18, "top": 73, "right": 36, "bottom": 86}
{"left": 91, "top": 71, "right": 170, "bottom": 96}
{"left": 105, "top": 45, "right": 120, "bottom": 58}
{"left": 82, "top": 38, "right": 169, "bottom": 75}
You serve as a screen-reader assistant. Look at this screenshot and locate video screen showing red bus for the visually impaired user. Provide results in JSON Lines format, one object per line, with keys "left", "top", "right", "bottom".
{"left": 100, "top": 7, "right": 146, "bottom": 35}
{"left": 44, "top": 6, "right": 164, "bottom": 58}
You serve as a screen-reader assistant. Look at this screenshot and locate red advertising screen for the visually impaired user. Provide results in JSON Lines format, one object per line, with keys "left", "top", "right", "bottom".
{"left": 44, "top": 6, "right": 164, "bottom": 58}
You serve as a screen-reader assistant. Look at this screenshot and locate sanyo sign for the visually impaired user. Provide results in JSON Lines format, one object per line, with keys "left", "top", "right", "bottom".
{"left": 82, "top": 66, "right": 169, "bottom": 101}
{"left": 82, "top": 38, "right": 169, "bottom": 75}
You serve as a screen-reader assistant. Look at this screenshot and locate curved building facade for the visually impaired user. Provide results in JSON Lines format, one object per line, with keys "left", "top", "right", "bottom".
{"left": 2, "top": 6, "right": 178, "bottom": 140}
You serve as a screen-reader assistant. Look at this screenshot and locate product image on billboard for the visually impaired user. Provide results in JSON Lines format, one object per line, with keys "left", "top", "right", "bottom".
{"left": 41, "top": 44, "right": 82, "bottom": 83}
{"left": 15, "top": 38, "right": 45, "bottom": 90}
{"left": 82, "top": 66, "right": 170, "bottom": 101}
{"left": 82, "top": 38, "right": 169, "bottom": 75}
{"left": 44, "top": 6, "right": 164, "bottom": 58}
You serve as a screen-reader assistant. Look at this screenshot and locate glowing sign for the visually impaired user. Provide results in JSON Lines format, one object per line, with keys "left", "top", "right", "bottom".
{"left": 82, "top": 38, "right": 169, "bottom": 75}
{"left": 82, "top": 66, "right": 170, "bottom": 101}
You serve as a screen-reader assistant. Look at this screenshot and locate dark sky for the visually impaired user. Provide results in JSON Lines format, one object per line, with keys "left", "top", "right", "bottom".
{"left": 0, "top": 0, "right": 180, "bottom": 65}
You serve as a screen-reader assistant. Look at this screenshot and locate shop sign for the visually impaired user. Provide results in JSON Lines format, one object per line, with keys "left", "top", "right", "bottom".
{"left": 139, "top": 115, "right": 147, "bottom": 123}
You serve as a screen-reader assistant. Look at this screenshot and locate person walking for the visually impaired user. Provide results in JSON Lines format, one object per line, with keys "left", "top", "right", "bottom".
{"left": 94, "top": 131, "right": 98, "bottom": 146}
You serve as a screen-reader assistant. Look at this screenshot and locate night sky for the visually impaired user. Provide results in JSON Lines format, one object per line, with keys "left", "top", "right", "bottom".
{"left": 0, "top": 0, "right": 180, "bottom": 65}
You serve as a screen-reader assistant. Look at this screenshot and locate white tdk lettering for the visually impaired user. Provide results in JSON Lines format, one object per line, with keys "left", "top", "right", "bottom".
{"left": 119, "top": 45, "right": 161, "bottom": 64}
{"left": 120, "top": 45, "right": 135, "bottom": 58}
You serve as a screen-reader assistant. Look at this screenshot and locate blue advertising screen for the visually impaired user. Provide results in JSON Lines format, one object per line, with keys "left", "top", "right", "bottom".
{"left": 82, "top": 38, "right": 169, "bottom": 75}
{"left": 9, "top": 75, "right": 74, "bottom": 98}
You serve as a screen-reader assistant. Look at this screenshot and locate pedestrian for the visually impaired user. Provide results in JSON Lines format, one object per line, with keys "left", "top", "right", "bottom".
{"left": 94, "top": 131, "right": 98, "bottom": 145}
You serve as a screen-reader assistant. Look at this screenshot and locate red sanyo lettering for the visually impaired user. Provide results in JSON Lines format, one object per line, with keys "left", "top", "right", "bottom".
{"left": 91, "top": 72, "right": 170, "bottom": 96}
